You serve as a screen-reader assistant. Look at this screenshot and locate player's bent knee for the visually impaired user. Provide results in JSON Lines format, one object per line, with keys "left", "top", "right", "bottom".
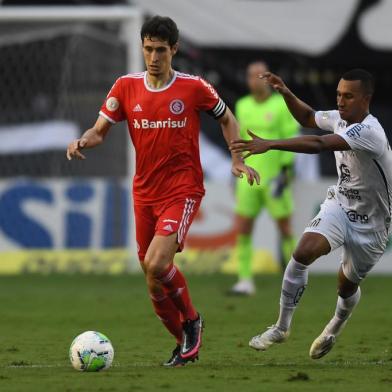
{"left": 144, "top": 254, "right": 172, "bottom": 277}
{"left": 293, "top": 245, "right": 321, "bottom": 265}
{"left": 293, "top": 233, "right": 330, "bottom": 265}
{"left": 146, "top": 274, "right": 162, "bottom": 293}
{"left": 292, "top": 250, "right": 312, "bottom": 265}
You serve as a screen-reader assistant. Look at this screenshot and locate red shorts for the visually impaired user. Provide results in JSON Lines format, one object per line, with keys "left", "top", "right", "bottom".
{"left": 134, "top": 196, "right": 201, "bottom": 261}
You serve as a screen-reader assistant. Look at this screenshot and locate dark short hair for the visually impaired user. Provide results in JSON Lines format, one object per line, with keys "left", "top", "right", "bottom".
{"left": 140, "top": 15, "right": 179, "bottom": 47}
{"left": 342, "top": 68, "right": 375, "bottom": 96}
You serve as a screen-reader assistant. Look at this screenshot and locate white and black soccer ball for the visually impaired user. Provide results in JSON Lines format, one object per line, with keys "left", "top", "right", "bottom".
{"left": 69, "top": 331, "right": 114, "bottom": 372}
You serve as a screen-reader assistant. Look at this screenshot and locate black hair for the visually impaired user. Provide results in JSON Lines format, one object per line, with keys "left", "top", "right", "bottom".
{"left": 342, "top": 68, "right": 375, "bottom": 96}
{"left": 140, "top": 15, "right": 179, "bottom": 47}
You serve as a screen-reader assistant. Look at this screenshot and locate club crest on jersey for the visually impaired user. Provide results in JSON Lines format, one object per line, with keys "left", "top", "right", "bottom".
{"left": 169, "top": 99, "right": 185, "bottom": 115}
{"left": 106, "top": 97, "right": 119, "bottom": 112}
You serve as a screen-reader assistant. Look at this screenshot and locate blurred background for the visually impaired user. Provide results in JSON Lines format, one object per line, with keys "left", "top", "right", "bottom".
{"left": 0, "top": 0, "right": 391, "bottom": 274}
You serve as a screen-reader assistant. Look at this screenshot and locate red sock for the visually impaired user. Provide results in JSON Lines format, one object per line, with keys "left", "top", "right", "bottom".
{"left": 150, "top": 291, "right": 183, "bottom": 344}
{"left": 158, "top": 264, "right": 198, "bottom": 322}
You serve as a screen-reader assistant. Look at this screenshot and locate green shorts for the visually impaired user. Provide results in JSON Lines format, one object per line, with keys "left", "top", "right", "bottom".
{"left": 235, "top": 177, "right": 294, "bottom": 219}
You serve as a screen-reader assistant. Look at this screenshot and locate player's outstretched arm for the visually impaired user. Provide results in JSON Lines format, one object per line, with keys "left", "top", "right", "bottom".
{"left": 66, "top": 116, "right": 112, "bottom": 160}
{"left": 260, "top": 72, "right": 318, "bottom": 129}
{"left": 218, "top": 108, "right": 260, "bottom": 185}
{"left": 231, "top": 131, "right": 350, "bottom": 158}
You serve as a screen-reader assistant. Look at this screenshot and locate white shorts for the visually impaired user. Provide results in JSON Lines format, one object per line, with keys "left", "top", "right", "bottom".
{"left": 304, "top": 191, "right": 388, "bottom": 283}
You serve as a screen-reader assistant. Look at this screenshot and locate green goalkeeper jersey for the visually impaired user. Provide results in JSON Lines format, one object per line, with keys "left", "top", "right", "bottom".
{"left": 235, "top": 93, "right": 299, "bottom": 185}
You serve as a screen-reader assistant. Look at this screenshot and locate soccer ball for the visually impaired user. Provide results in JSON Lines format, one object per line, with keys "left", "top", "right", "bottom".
{"left": 69, "top": 331, "right": 114, "bottom": 372}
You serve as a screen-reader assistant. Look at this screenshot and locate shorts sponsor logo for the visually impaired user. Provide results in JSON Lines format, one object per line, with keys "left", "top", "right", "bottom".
{"left": 163, "top": 219, "right": 178, "bottom": 223}
{"left": 133, "top": 117, "right": 187, "bottom": 130}
{"left": 346, "top": 210, "right": 369, "bottom": 224}
{"left": 169, "top": 99, "right": 185, "bottom": 115}
{"left": 106, "top": 97, "right": 119, "bottom": 112}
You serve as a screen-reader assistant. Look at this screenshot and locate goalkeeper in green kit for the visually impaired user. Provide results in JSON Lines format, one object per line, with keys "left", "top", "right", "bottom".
{"left": 230, "top": 61, "right": 299, "bottom": 295}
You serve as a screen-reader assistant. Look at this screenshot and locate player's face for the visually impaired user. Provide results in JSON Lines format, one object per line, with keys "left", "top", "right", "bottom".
{"left": 336, "top": 79, "right": 370, "bottom": 124}
{"left": 142, "top": 37, "right": 178, "bottom": 77}
{"left": 247, "top": 63, "right": 269, "bottom": 95}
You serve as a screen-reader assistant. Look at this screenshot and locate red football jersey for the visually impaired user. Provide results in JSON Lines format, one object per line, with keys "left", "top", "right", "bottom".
{"left": 99, "top": 71, "right": 226, "bottom": 205}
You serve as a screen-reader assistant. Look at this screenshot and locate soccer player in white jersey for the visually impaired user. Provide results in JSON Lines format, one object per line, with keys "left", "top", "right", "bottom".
{"left": 230, "top": 69, "right": 392, "bottom": 359}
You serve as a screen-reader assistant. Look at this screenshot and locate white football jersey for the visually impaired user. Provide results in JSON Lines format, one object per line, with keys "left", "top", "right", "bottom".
{"left": 315, "top": 110, "right": 392, "bottom": 232}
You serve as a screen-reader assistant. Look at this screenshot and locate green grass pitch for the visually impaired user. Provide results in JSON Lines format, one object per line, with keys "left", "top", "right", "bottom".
{"left": 1, "top": 273, "right": 392, "bottom": 391}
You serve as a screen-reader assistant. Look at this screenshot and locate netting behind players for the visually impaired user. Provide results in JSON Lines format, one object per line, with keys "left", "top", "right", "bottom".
{"left": 0, "top": 21, "right": 129, "bottom": 177}
{"left": 0, "top": 9, "right": 142, "bottom": 266}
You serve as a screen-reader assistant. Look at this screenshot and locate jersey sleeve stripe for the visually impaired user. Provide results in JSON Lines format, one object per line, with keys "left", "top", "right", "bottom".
{"left": 99, "top": 111, "right": 116, "bottom": 124}
{"left": 176, "top": 72, "right": 199, "bottom": 80}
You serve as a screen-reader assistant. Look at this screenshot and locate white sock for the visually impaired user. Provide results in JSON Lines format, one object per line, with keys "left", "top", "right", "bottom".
{"left": 276, "top": 258, "right": 308, "bottom": 331}
{"left": 326, "top": 287, "right": 361, "bottom": 335}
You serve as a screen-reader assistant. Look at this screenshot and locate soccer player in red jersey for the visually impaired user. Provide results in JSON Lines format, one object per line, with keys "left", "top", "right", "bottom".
{"left": 67, "top": 15, "right": 259, "bottom": 367}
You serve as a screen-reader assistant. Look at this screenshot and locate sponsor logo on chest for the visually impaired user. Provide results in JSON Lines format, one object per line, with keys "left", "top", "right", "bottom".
{"left": 338, "top": 187, "right": 362, "bottom": 200}
{"left": 133, "top": 117, "right": 187, "bottom": 129}
{"left": 131, "top": 97, "right": 188, "bottom": 129}
{"left": 346, "top": 209, "right": 369, "bottom": 224}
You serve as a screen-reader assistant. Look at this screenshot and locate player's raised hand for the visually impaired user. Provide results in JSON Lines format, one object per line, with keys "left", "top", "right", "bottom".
{"left": 66, "top": 138, "right": 88, "bottom": 160}
{"left": 259, "top": 72, "right": 288, "bottom": 94}
{"left": 230, "top": 130, "right": 271, "bottom": 159}
{"left": 231, "top": 160, "right": 260, "bottom": 186}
